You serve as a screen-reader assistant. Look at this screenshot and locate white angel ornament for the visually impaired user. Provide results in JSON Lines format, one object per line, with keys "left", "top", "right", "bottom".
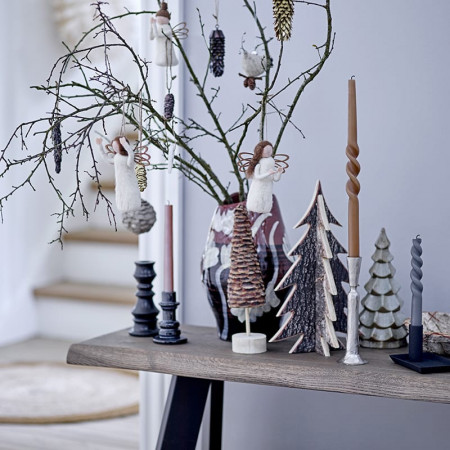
{"left": 97, "top": 136, "right": 151, "bottom": 213}
{"left": 150, "top": 2, "right": 178, "bottom": 67}
{"left": 239, "top": 140, "right": 288, "bottom": 214}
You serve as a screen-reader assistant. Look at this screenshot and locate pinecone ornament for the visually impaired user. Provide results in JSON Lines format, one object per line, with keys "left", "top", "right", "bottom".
{"left": 227, "top": 204, "right": 266, "bottom": 309}
{"left": 164, "top": 93, "right": 175, "bottom": 120}
{"left": 51, "top": 121, "right": 62, "bottom": 174}
{"left": 135, "top": 164, "right": 147, "bottom": 192}
{"left": 273, "top": 0, "right": 294, "bottom": 41}
{"left": 122, "top": 199, "right": 156, "bottom": 235}
{"left": 209, "top": 27, "right": 225, "bottom": 77}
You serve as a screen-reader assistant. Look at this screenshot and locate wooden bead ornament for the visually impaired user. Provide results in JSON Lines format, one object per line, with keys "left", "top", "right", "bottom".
{"left": 227, "top": 204, "right": 267, "bottom": 354}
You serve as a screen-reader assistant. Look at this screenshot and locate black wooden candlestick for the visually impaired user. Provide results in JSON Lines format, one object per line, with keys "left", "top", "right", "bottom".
{"left": 153, "top": 291, "right": 187, "bottom": 345}
{"left": 390, "top": 325, "right": 450, "bottom": 374}
{"left": 129, "top": 261, "right": 159, "bottom": 337}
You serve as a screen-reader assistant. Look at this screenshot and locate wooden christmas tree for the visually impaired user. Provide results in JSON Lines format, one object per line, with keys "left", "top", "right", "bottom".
{"left": 270, "top": 181, "right": 348, "bottom": 356}
{"left": 359, "top": 228, "right": 408, "bottom": 349}
{"left": 227, "top": 204, "right": 267, "bottom": 353}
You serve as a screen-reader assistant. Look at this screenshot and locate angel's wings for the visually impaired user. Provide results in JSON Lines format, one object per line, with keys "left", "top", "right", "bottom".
{"left": 134, "top": 145, "right": 151, "bottom": 166}
{"left": 237, "top": 152, "right": 290, "bottom": 173}
{"left": 172, "top": 22, "right": 189, "bottom": 40}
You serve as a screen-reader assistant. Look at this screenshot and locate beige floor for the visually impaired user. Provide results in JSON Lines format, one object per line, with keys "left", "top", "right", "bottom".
{"left": 0, "top": 337, "right": 139, "bottom": 450}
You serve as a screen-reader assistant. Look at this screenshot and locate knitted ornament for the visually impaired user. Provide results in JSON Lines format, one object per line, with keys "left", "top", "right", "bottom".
{"left": 273, "top": 0, "right": 294, "bottom": 41}
{"left": 164, "top": 93, "right": 175, "bottom": 120}
{"left": 122, "top": 199, "right": 157, "bottom": 235}
{"left": 135, "top": 163, "right": 147, "bottom": 192}
{"left": 209, "top": 28, "right": 225, "bottom": 77}
{"left": 51, "top": 121, "right": 62, "bottom": 174}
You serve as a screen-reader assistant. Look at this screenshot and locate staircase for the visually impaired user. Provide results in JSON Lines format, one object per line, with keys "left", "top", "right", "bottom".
{"left": 34, "top": 180, "right": 140, "bottom": 341}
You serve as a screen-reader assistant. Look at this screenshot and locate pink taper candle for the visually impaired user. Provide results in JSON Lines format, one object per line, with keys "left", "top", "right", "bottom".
{"left": 346, "top": 78, "right": 361, "bottom": 257}
{"left": 164, "top": 204, "right": 174, "bottom": 292}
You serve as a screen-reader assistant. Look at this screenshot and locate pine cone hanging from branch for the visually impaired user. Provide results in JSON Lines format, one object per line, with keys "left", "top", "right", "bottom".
{"left": 135, "top": 163, "right": 147, "bottom": 192}
{"left": 51, "top": 121, "right": 62, "bottom": 174}
{"left": 209, "top": 28, "right": 225, "bottom": 77}
{"left": 164, "top": 93, "right": 175, "bottom": 120}
{"left": 273, "top": 0, "right": 294, "bottom": 41}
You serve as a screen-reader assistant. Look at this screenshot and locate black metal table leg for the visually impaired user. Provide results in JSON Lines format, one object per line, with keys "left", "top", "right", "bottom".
{"left": 209, "top": 380, "right": 224, "bottom": 450}
{"left": 156, "top": 376, "right": 211, "bottom": 450}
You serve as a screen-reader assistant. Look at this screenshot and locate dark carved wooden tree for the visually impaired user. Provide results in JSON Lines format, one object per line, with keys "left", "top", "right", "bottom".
{"left": 270, "top": 181, "right": 348, "bottom": 355}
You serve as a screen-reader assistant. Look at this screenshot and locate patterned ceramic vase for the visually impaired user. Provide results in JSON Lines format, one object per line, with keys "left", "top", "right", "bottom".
{"left": 201, "top": 194, "right": 292, "bottom": 341}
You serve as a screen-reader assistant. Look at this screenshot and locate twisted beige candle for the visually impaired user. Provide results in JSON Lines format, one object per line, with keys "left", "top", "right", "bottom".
{"left": 346, "top": 79, "right": 360, "bottom": 257}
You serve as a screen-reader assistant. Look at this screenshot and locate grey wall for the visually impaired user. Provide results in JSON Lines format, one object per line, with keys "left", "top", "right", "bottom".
{"left": 182, "top": 1, "right": 450, "bottom": 449}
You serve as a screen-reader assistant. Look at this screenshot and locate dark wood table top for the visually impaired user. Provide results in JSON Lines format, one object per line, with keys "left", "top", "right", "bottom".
{"left": 67, "top": 325, "right": 450, "bottom": 404}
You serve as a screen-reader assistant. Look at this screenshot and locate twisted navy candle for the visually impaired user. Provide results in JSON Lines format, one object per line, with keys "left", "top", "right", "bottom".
{"left": 410, "top": 236, "right": 423, "bottom": 326}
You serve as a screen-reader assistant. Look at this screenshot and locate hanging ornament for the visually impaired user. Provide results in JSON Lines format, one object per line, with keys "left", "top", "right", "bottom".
{"left": 272, "top": 0, "right": 294, "bottom": 41}
{"left": 135, "top": 93, "right": 149, "bottom": 192}
{"left": 164, "top": 93, "right": 175, "bottom": 120}
{"left": 96, "top": 93, "right": 151, "bottom": 212}
{"left": 239, "top": 48, "right": 271, "bottom": 90}
{"left": 51, "top": 120, "right": 62, "bottom": 174}
{"left": 238, "top": 140, "right": 289, "bottom": 214}
{"left": 209, "top": 1, "right": 225, "bottom": 77}
{"left": 122, "top": 199, "right": 157, "bottom": 235}
{"left": 135, "top": 164, "right": 147, "bottom": 192}
{"left": 149, "top": 2, "right": 188, "bottom": 67}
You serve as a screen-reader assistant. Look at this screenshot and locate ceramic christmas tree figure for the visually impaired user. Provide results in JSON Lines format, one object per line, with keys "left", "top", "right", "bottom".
{"left": 270, "top": 181, "right": 348, "bottom": 356}
{"left": 227, "top": 204, "right": 267, "bottom": 353}
{"left": 360, "top": 228, "right": 408, "bottom": 349}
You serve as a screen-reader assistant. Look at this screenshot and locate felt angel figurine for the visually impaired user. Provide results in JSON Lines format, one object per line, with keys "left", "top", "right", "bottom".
{"left": 150, "top": 2, "right": 178, "bottom": 67}
{"left": 239, "top": 141, "right": 288, "bottom": 214}
{"left": 96, "top": 136, "right": 150, "bottom": 213}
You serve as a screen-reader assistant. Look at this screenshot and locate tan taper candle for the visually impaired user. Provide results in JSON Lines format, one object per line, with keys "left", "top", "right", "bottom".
{"left": 164, "top": 204, "right": 174, "bottom": 292}
{"left": 346, "top": 78, "right": 361, "bottom": 257}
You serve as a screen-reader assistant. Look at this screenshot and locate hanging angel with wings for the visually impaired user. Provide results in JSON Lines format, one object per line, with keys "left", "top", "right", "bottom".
{"left": 238, "top": 141, "right": 289, "bottom": 214}
{"left": 150, "top": 2, "right": 189, "bottom": 67}
{"left": 96, "top": 136, "right": 151, "bottom": 213}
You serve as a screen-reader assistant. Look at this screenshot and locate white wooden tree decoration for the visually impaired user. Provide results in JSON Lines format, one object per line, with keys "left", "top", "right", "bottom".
{"left": 270, "top": 181, "right": 348, "bottom": 356}
{"left": 359, "top": 228, "right": 408, "bottom": 349}
{"left": 227, "top": 204, "right": 267, "bottom": 354}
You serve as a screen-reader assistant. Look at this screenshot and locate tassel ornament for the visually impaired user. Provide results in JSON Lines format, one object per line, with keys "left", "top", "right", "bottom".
{"left": 273, "top": 0, "right": 294, "bottom": 41}
{"left": 135, "top": 163, "right": 148, "bottom": 192}
{"left": 164, "top": 93, "right": 175, "bottom": 120}
{"left": 209, "top": 27, "right": 225, "bottom": 77}
{"left": 51, "top": 121, "right": 63, "bottom": 174}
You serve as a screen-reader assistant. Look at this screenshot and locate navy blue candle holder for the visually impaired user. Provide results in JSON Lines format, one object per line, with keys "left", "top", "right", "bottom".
{"left": 390, "top": 324, "right": 450, "bottom": 374}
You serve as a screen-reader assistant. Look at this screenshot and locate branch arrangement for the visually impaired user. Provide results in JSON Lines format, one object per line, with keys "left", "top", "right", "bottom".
{"left": 0, "top": 0, "right": 334, "bottom": 244}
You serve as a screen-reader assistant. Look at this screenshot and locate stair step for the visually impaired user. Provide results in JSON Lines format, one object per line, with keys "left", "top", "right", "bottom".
{"left": 90, "top": 180, "right": 115, "bottom": 192}
{"left": 64, "top": 228, "right": 138, "bottom": 245}
{"left": 34, "top": 281, "right": 136, "bottom": 306}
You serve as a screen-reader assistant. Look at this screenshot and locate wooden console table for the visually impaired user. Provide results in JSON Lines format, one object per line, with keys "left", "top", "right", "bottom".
{"left": 67, "top": 325, "right": 450, "bottom": 449}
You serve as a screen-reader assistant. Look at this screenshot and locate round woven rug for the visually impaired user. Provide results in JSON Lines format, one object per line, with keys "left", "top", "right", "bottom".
{"left": 0, "top": 362, "right": 139, "bottom": 424}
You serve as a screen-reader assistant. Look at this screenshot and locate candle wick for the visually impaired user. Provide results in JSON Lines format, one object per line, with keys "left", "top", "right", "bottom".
{"left": 351, "top": 75, "right": 356, "bottom": 80}
{"left": 416, "top": 234, "right": 421, "bottom": 239}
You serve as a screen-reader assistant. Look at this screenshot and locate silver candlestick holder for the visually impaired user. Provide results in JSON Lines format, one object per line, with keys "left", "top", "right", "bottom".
{"left": 340, "top": 257, "right": 367, "bottom": 365}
